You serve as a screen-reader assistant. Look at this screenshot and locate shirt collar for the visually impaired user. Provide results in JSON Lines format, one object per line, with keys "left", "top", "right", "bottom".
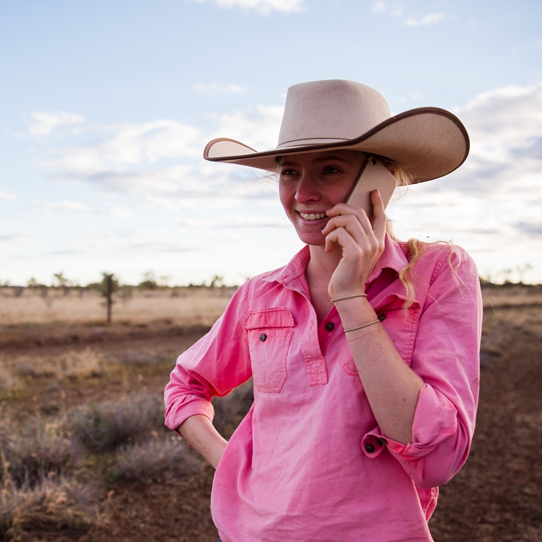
{"left": 262, "top": 245, "right": 311, "bottom": 286}
{"left": 263, "top": 234, "right": 408, "bottom": 287}
{"left": 366, "top": 233, "right": 409, "bottom": 284}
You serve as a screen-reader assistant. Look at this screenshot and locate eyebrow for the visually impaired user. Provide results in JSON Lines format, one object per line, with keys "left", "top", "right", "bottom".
{"left": 279, "top": 155, "right": 351, "bottom": 167}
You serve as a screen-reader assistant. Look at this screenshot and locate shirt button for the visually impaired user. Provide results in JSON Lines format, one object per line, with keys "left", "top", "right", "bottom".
{"left": 259, "top": 333, "right": 267, "bottom": 342}
{"left": 377, "top": 438, "right": 387, "bottom": 446}
{"left": 325, "top": 322, "right": 335, "bottom": 331}
{"left": 365, "top": 443, "right": 375, "bottom": 454}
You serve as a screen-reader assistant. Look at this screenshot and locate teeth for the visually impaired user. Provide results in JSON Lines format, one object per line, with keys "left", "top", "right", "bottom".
{"left": 300, "top": 212, "right": 326, "bottom": 220}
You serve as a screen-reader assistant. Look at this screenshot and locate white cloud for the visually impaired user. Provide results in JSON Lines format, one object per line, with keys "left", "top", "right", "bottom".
{"left": 369, "top": 0, "right": 404, "bottom": 17}
{"left": 404, "top": 13, "right": 445, "bottom": 27}
{"left": 192, "top": 0, "right": 306, "bottom": 15}
{"left": 0, "top": 234, "right": 30, "bottom": 244}
{"left": 28, "top": 111, "right": 86, "bottom": 137}
{"left": 448, "top": 81, "right": 542, "bottom": 194}
{"left": 194, "top": 83, "right": 249, "bottom": 94}
{"left": 36, "top": 103, "right": 282, "bottom": 206}
{"left": 213, "top": 105, "right": 284, "bottom": 151}
{"left": 35, "top": 200, "right": 133, "bottom": 219}
{"left": 369, "top": 0, "right": 386, "bottom": 12}
{"left": 45, "top": 119, "right": 204, "bottom": 176}
{"left": 369, "top": 2, "right": 445, "bottom": 26}
{"left": 38, "top": 200, "right": 94, "bottom": 212}
{"left": 0, "top": 191, "right": 18, "bottom": 201}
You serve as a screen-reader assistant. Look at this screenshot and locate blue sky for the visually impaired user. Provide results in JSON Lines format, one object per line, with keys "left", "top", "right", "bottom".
{"left": 1, "top": 0, "right": 541, "bottom": 286}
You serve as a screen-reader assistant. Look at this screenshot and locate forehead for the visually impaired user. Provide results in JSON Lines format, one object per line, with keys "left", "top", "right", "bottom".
{"left": 279, "top": 149, "right": 362, "bottom": 166}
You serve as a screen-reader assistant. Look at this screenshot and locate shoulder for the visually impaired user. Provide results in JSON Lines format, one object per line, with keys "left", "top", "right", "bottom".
{"left": 393, "top": 240, "right": 480, "bottom": 304}
{"left": 230, "top": 262, "right": 290, "bottom": 307}
{"left": 399, "top": 240, "right": 477, "bottom": 279}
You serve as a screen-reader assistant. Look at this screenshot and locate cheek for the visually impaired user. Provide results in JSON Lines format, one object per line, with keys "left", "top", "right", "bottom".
{"left": 328, "top": 182, "right": 355, "bottom": 206}
{"left": 278, "top": 183, "right": 294, "bottom": 212}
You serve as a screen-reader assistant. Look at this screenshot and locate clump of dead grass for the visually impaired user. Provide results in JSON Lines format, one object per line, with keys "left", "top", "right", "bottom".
{"left": 13, "top": 347, "right": 104, "bottom": 381}
{"left": 1, "top": 419, "right": 82, "bottom": 488}
{"left": 118, "top": 351, "right": 165, "bottom": 366}
{"left": 67, "top": 393, "right": 164, "bottom": 453}
{"left": 113, "top": 435, "right": 199, "bottom": 484}
{"left": 0, "top": 477, "right": 97, "bottom": 541}
{"left": 0, "top": 366, "right": 22, "bottom": 395}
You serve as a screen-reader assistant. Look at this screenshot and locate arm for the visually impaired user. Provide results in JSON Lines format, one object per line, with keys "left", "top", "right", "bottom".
{"left": 334, "top": 296, "right": 423, "bottom": 444}
{"left": 323, "top": 191, "right": 482, "bottom": 487}
{"left": 178, "top": 415, "right": 228, "bottom": 469}
{"left": 164, "top": 283, "right": 252, "bottom": 465}
{"left": 323, "top": 190, "right": 422, "bottom": 444}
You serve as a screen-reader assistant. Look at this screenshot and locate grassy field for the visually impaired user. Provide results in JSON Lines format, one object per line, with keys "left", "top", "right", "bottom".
{"left": 0, "top": 286, "right": 234, "bottom": 326}
{"left": 0, "top": 284, "right": 541, "bottom": 541}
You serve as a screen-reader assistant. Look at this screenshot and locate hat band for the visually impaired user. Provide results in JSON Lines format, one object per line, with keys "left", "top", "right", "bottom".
{"left": 277, "top": 137, "right": 350, "bottom": 149}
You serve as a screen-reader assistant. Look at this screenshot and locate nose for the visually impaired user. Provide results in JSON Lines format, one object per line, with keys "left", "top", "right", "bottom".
{"left": 295, "top": 174, "right": 321, "bottom": 204}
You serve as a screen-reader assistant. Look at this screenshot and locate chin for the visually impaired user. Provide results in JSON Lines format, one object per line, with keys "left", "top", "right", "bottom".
{"left": 297, "top": 233, "right": 326, "bottom": 247}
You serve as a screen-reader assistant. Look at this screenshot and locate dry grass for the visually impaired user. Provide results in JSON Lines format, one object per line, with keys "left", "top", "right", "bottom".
{"left": 4, "top": 347, "right": 105, "bottom": 382}
{"left": 0, "top": 366, "right": 22, "bottom": 394}
{"left": 1, "top": 419, "right": 82, "bottom": 488}
{"left": 0, "top": 287, "right": 234, "bottom": 326}
{"left": 113, "top": 435, "right": 199, "bottom": 484}
{"left": 0, "top": 478, "right": 96, "bottom": 541}
{"left": 2, "top": 285, "right": 541, "bottom": 328}
{"left": 67, "top": 393, "right": 165, "bottom": 453}
{"left": 482, "top": 284, "right": 542, "bottom": 308}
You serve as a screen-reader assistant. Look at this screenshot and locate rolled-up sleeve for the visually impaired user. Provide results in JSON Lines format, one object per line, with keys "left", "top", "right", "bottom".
{"left": 365, "top": 247, "right": 482, "bottom": 488}
{"left": 164, "top": 282, "right": 253, "bottom": 433}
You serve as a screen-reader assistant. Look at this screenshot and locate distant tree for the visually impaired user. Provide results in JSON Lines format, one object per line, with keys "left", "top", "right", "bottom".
{"left": 159, "top": 275, "right": 172, "bottom": 288}
{"left": 52, "top": 272, "right": 70, "bottom": 288}
{"left": 27, "top": 277, "right": 40, "bottom": 288}
{"left": 86, "top": 273, "right": 120, "bottom": 323}
{"left": 138, "top": 271, "right": 158, "bottom": 290}
{"left": 209, "top": 275, "right": 224, "bottom": 288}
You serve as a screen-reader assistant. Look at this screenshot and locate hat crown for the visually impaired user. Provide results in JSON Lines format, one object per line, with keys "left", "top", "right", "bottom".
{"left": 277, "top": 80, "right": 391, "bottom": 149}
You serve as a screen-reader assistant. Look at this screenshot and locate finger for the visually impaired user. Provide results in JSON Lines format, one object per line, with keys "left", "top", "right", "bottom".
{"left": 322, "top": 213, "right": 373, "bottom": 241}
{"left": 326, "top": 202, "right": 368, "bottom": 220}
{"left": 324, "top": 227, "right": 361, "bottom": 254}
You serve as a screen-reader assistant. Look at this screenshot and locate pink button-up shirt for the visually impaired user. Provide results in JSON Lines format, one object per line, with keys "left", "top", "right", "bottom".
{"left": 165, "top": 235, "right": 482, "bottom": 542}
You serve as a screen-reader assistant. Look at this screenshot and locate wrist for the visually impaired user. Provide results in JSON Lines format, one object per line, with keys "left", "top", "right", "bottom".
{"left": 330, "top": 293, "right": 367, "bottom": 303}
{"left": 334, "top": 296, "right": 375, "bottom": 323}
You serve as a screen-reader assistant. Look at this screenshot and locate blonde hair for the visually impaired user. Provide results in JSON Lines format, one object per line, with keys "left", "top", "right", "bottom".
{"left": 378, "top": 155, "right": 458, "bottom": 308}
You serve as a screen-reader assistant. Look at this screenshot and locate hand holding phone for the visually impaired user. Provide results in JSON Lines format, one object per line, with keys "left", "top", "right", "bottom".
{"left": 345, "top": 156, "right": 397, "bottom": 222}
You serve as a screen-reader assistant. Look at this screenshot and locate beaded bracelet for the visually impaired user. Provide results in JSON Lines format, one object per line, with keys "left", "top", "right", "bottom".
{"left": 343, "top": 314, "right": 386, "bottom": 332}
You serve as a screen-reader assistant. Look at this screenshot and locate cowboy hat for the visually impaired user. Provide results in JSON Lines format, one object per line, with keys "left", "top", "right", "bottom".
{"left": 203, "top": 79, "right": 469, "bottom": 183}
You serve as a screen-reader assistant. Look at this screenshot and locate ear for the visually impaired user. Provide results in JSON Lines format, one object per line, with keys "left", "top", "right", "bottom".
{"left": 385, "top": 164, "right": 397, "bottom": 177}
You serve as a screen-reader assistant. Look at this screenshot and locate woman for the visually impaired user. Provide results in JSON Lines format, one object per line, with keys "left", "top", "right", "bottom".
{"left": 165, "top": 80, "right": 482, "bottom": 541}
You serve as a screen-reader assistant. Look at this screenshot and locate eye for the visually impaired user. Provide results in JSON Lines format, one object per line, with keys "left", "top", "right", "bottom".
{"left": 279, "top": 167, "right": 298, "bottom": 177}
{"left": 322, "top": 165, "right": 342, "bottom": 175}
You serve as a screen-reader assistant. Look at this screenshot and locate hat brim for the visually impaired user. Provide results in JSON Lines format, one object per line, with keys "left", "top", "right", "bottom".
{"left": 204, "top": 107, "right": 469, "bottom": 183}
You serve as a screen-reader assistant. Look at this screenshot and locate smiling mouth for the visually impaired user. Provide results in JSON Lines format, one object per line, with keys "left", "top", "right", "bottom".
{"left": 298, "top": 212, "right": 327, "bottom": 221}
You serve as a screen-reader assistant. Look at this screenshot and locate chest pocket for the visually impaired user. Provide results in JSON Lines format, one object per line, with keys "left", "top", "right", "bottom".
{"left": 338, "top": 304, "right": 420, "bottom": 376}
{"left": 244, "top": 307, "right": 296, "bottom": 393}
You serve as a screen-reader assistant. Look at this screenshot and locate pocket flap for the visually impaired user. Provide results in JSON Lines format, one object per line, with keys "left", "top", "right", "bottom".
{"left": 244, "top": 307, "right": 296, "bottom": 330}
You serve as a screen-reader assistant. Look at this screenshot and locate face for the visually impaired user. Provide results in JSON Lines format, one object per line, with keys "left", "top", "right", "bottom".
{"left": 278, "top": 150, "right": 365, "bottom": 246}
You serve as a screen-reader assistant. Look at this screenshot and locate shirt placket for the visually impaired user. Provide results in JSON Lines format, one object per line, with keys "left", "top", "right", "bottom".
{"left": 285, "top": 277, "right": 329, "bottom": 386}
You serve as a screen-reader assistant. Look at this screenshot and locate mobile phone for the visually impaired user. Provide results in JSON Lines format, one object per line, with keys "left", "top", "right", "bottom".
{"left": 345, "top": 156, "right": 397, "bottom": 221}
